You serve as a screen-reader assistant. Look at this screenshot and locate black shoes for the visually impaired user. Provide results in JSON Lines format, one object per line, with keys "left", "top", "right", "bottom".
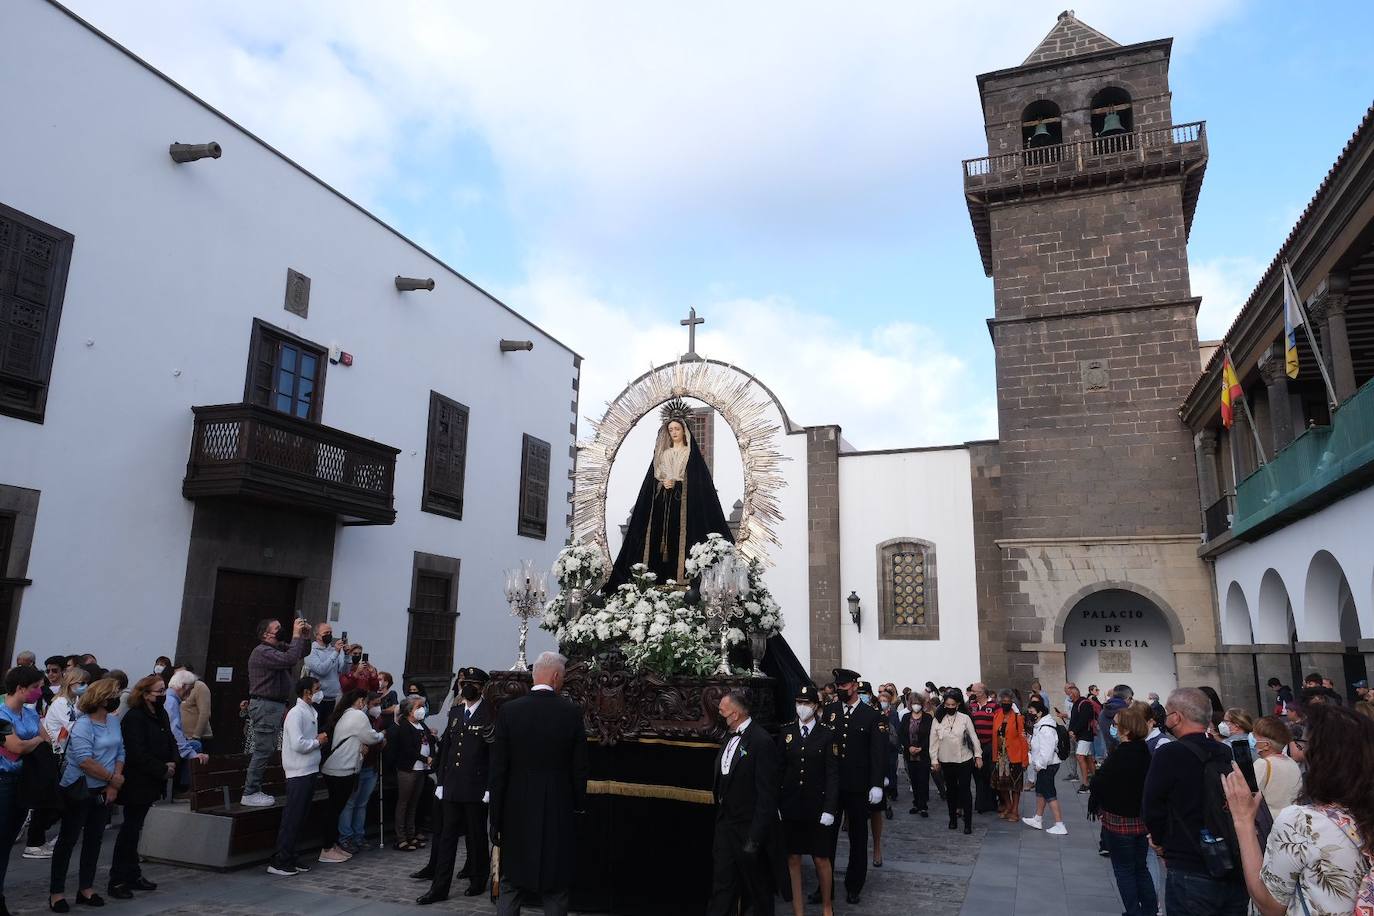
{"left": 846, "top": 892, "right": 862, "bottom": 905}
{"left": 106, "top": 886, "right": 133, "bottom": 900}
{"left": 48, "top": 902, "right": 70, "bottom": 914}
{"left": 410, "top": 867, "right": 433, "bottom": 880}
{"left": 964, "top": 823, "right": 973, "bottom": 835}
{"left": 463, "top": 884, "right": 485, "bottom": 897}
{"left": 74, "top": 895, "right": 104, "bottom": 908}
{"left": 948, "top": 817, "right": 958, "bottom": 830}
{"left": 884, "top": 805, "right": 893, "bottom": 820}
{"left": 415, "top": 891, "right": 448, "bottom": 906}
{"left": 920, "top": 809, "right": 929, "bottom": 818}
{"left": 130, "top": 878, "right": 156, "bottom": 892}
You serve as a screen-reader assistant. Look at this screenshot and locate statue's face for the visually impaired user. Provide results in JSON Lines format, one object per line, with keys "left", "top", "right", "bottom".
{"left": 667, "top": 420, "right": 685, "bottom": 445}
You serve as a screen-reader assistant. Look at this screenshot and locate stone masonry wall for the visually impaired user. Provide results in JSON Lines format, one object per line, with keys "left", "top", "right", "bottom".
{"left": 806, "top": 426, "right": 842, "bottom": 683}
{"left": 967, "top": 440, "right": 1012, "bottom": 686}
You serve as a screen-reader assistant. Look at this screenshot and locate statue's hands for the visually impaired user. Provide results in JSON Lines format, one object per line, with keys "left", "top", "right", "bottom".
{"left": 662, "top": 480, "right": 675, "bottom": 490}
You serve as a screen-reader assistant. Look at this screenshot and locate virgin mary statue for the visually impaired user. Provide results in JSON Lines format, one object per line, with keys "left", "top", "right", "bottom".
{"left": 605, "top": 399, "right": 734, "bottom": 591}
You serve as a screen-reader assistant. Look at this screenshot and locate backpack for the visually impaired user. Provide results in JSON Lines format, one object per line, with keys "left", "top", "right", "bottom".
{"left": 1051, "top": 720, "right": 1071, "bottom": 762}
{"left": 1174, "top": 739, "right": 1271, "bottom": 879}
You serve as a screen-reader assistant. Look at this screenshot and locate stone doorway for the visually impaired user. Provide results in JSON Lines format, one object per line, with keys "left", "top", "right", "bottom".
{"left": 1064, "top": 588, "right": 1178, "bottom": 700}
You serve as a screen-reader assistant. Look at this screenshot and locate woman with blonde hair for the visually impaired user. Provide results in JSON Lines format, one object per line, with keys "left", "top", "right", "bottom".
{"left": 1249, "top": 716, "right": 1300, "bottom": 821}
{"left": 49, "top": 678, "right": 125, "bottom": 911}
{"left": 42, "top": 669, "right": 89, "bottom": 753}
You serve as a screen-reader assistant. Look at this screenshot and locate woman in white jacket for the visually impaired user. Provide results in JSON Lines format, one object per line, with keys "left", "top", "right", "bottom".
{"left": 42, "top": 669, "right": 89, "bottom": 751}
{"left": 1022, "top": 700, "right": 1068, "bottom": 835}
{"left": 928, "top": 689, "right": 983, "bottom": 834}
{"left": 267, "top": 677, "right": 327, "bottom": 876}
{"left": 318, "top": 689, "right": 384, "bottom": 864}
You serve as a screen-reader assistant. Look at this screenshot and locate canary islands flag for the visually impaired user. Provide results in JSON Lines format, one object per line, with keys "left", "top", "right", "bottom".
{"left": 1221, "top": 354, "right": 1242, "bottom": 429}
{"left": 1282, "top": 261, "right": 1302, "bottom": 379}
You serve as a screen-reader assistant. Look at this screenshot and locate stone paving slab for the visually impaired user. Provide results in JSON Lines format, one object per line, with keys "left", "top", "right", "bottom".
{"left": 0, "top": 767, "right": 1137, "bottom": 915}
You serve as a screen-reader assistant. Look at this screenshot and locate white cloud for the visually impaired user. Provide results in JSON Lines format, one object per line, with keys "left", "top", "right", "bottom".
{"left": 1192, "top": 255, "right": 1268, "bottom": 339}
{"left": 511, "top": 266, "right": 997, "bottom": 449}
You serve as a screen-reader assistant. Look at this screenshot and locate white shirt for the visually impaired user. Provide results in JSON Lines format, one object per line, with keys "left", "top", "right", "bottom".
{"left": 721, "top": 718, "right": 752, "bottom": 775}
{"left": 282, "top": 698, "right": 322, "bottom": 779}
{"left": 412, "top": 720, "right": 430, "bottom": 771}
{"left": 532, "top": 684, "right": 554, "bottom": 693}
{"left": 320, "top": 707, "right": 383, "bottom": 777}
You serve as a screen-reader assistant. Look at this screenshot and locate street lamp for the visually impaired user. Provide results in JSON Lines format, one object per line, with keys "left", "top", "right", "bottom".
{"left": 847, "top": 591, "right": 861, "bottom": 631}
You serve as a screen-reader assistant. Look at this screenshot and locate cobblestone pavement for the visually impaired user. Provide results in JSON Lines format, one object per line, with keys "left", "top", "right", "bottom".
{"left": 0, "top": 766, "right": 1140, "bottom": 915}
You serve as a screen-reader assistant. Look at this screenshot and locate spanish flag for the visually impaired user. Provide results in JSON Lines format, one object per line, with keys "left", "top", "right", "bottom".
{"left": 1221, "top": 354, "right": 1243, "bottom": 429}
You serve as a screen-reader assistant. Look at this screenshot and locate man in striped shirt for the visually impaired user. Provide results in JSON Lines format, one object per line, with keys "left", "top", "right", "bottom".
{"left": 967, "top": 683, "right": 999, "bottom": 814}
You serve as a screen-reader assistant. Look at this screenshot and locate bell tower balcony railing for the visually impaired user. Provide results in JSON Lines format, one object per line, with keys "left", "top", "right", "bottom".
{"left": 183, "top": 402, "right": 400, "bottom": 525}
{"left": 962, "top": 121, "right": 1207, "bottom": 274}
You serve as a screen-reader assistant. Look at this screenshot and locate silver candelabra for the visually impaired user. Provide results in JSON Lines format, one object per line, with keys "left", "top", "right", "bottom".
{"left": 700, "top": 552, "right": 750, "bottom": 677}
{"left": 504, "top": 560, "right": 548, "bottom": 672}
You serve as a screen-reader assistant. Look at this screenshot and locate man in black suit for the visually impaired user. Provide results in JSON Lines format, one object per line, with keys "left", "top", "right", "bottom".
{"left": 816, "top": 667, "right": 888, "bottom": 906}
{"left": 418, "top": 666, "right": 493, "bottom": 905}
{"left": 489, "top": 651, "right": 588, "bottom": 916}
{"left": 708, "top": 689, "right": 780, "bottom": 916}
{"left": 778, "top": 685, "right": 838, "bottom": 916}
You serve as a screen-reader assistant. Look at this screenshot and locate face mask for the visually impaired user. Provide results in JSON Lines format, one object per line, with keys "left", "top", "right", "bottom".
{"left": 25, "top": 686, "right": 42, "bottom": 704}
{"left": 943, "top": 705, "right": 957, "bottom": 714}
{"left": 368, "top": 705, "right": 381, "bottom": 718}
{"left": 104, "top": 698, "right": 120, "bottom": 713}
{"left": 153, "top": 665, "right": 165, "bottom": 675}
{"left": 351, "top": 656, "right": 362, "bottom": 666}
{"left": 859, "top": 693, "right": 872, "bottom": 704}
{"left": 1064, "top": 697, "right": 1074, "bottom": 712}
{"left": 1109, "top": 724, "right": 1119, "bottom": 740}
{"left": 879, "top": 701, "right": 890, "bottom": 711}
{"left": 415, "top": 706, "right": 428, "bottom": 721}
{"left": 1218, "top": 722, "right": 1232, "bottom": 738}
{"left": 74, "top": 685, "right": 87, "bottom": 696}
{"left": 460, "top": 684, "right": 481, "bottom": 702}
{"left": 1248, "top": 733, "right": 1258, "bottom": 750}
{"left": 796, "top": 704, "right": 815, "bottom": 723}
{"left": 310, "top": 691, "right": 322, "bottom": 705}
{"left": 153, "top": 694, "right": 166, "bottom": 706}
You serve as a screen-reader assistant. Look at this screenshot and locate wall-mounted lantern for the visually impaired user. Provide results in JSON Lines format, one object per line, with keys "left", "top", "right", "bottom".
{"left": 847, "top": 591, "right": 861, "bottom": 631}
{"left": 395, "top": 276, "right": 435, "bottom": 292}
{"left": 169, "top": 142, "right": 221, "bottom": 163}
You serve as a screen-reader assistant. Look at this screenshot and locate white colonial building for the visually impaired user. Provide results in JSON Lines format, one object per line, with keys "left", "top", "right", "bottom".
{"left": 0, "top": 0, "right": 575, "bottom": 733}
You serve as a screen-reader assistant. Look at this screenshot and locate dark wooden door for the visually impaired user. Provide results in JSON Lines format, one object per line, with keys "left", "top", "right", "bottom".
{"left": 207, "top": 570, "right": 300, "bottom": 744}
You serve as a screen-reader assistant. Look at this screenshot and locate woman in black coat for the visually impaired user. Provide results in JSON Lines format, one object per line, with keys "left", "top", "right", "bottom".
{"left": 386, "top": 696, "right": 435, "bottom": 850}
{"left": 110, "top": 675, "right": 177, "bottom": 899}
{"left": 1086, "top": 701, "right": 1157, "bottom": 916}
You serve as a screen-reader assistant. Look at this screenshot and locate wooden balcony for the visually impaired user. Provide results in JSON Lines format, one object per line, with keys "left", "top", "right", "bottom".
{"left": 183, "top": 403, "right": 400, "bottom": 525}
{"left": 963, "top": 121, "right": 1208, "bottom": 274}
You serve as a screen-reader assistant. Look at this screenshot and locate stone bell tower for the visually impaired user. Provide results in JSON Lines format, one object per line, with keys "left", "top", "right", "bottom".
{"left": 964, "top": 12, "right": 1219, "bottom": 691}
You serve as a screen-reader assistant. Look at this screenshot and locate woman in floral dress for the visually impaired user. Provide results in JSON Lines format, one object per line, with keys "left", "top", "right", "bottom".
{"left": 1224, "top": 702, "right": 1374, "bottom": 916}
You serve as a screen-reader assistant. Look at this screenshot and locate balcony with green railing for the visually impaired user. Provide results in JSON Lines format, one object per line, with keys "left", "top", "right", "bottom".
{"left": 1232, "top": 377, "right": 1374, "bottom": 541}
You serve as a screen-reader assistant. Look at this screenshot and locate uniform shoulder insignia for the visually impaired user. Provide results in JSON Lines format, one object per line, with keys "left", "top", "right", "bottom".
{"left": 832, "top": 743, "right": 841, "bottom": 756}
{"left": 828, "top": 712, "right": 836, "bottom": 723}
{"left": 784, "top": 732, "right": 794, "bottom": 744}
{"left": 481, "top": 724, "right": 496, "bottom": 743}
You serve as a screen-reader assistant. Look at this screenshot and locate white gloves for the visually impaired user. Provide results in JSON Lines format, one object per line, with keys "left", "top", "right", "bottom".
{"left": 820, "top": 812, "right": 835, "bottom": 827}
{"left": 867, "top": 787, "right": 883, "bottom": 805}
{"left": 883, "top": 777, "right": 889, "bottom": 787}
{"left": 482, "top": 790, "right": 490, "bottom": 804}
{"left": 434, "top": 786, "right": 444, "bottom": 800}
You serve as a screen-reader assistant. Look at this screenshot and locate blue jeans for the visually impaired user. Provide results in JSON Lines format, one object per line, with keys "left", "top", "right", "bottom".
{"left": 1105, "top": 830, "right": 1158, "bottom": 916}
{"left": 1164, "top": 867, "right": 1247, "bottom": 916}
{"left": 339, "top": 767, "right": 377, "bottom": 844}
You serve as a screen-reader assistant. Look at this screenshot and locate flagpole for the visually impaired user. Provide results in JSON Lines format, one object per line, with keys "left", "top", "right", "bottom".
{"left": 1283, "top": 260, "right": 1340, "bottom": 412}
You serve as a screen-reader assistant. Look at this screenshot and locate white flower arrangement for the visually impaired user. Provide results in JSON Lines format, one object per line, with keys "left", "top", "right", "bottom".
{"left": 539, "top": 539, "right": 785, "bottom": 677}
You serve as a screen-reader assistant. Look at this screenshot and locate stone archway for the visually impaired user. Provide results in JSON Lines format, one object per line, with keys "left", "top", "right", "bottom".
{"left": 572, "top": 358, "right": 791, "bottom": 567}
{"left": 1061, "top": 587, "right": 1180, "bottom": 699}
{"left": 1222, "top": 581, "right": 1253, "bottom": 645}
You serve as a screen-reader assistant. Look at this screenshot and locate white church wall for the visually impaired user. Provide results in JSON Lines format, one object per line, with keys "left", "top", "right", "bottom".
{"left": 0, "top": 0, "right": 573, "bottom": 674}
{"left": 836, "top": 448, "right": 981, "bottom": 687}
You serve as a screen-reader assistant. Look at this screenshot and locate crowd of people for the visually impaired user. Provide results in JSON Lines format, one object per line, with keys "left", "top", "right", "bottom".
{"left": 708, "top": 670, "right": 1374, "bottom": 916}
{"left": 0, "top": 628, "right": 1371, "bottom": 916}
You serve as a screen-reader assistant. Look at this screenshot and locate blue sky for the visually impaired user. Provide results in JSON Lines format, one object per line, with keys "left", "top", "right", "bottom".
{"left": 65, "top": 0, "right": 1374, "bottom": 449}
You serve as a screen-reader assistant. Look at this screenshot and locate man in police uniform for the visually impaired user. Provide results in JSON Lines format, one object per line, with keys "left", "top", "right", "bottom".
{"left": 778, "top": 685, "right": 838, "bottom": 916}
{"left": 814, "top": 668, "right": 887, "bottom": 906}
{"left": 418, "top": 667, "right": 493, "bottom": 905}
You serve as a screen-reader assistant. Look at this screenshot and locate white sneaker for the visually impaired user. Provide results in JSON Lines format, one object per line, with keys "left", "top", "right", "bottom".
{"left": 1021, "top": 815, "right": 1043, "bottom": 830}
{"left": 22, "top": 845, "right": 52, "bottom": 859}
{"left": 41, "top": 836, "right": 57, "bottom": 854}
{"left": 240, "top": 792, "right": 275, "bottom": 807}
{"left": 266, "top": 864, "right": 298, "bottom": 876}
{"left": 1047, "top": 823, "right": 1068, "bottom": 836}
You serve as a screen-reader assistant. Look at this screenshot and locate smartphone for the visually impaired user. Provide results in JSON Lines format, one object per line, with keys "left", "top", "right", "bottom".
{"left": 1232, "top": 740, "right": 1258, "bottom": 792}
{"left": 361, "top": 653, "right": 369, "bottom": 663}
{"left": 341, "top": 631, "right": 349, "bottom": 644}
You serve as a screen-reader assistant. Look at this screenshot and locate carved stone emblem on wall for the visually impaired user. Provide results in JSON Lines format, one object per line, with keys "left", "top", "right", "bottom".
{"left": 1081, "top": 358, "right": 1109, "bottom": 392}
{"left": 1098, "top": 649, "right": 1132, "bottom": 673}
{"left": 284, "top": 268, "right": 311, "bottom": 318}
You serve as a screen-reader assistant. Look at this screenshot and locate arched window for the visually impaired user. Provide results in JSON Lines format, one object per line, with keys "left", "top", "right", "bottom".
{"left": 1021, "top": 100, "right": 1062, "bottom": 149}
{"left": 876, "top": 538, "right": 939, "bottom": 640}
{"left": 1090, "top": 87, "right": 1133, "bottom": 152}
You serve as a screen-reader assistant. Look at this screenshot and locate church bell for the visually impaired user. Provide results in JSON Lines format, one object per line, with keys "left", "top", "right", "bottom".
{"left": 1028, "top": 122, "right": 1054, "bottom": 148}
{"left": 1099, "top": 111, "right": 1127, "bottom": 137}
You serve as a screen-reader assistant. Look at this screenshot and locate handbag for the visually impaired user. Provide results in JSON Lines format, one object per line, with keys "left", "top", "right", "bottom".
{"left": 59, "top": 774, "right": 90, "bottom": 809}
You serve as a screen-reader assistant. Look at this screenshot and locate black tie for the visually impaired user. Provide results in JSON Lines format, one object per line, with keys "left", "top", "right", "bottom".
{"left": 464, "top": 707, "right": 472, "bottom": 724}
{"left": 801, "top": 725, "right": 810, "bottom": 740}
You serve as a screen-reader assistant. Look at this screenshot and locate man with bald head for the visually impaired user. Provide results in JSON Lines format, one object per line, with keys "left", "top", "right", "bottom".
{"left": 489, "top": 652, "right": 588, "bottom": 916}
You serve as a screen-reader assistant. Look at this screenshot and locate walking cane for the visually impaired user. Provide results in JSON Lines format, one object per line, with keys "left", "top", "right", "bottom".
{"left": 377, "top": 761, "right": 385, "bottom": 850}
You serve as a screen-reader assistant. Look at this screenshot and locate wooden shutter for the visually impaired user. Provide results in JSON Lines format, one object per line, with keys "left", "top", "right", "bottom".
{"left": 517, "top": 433, "right": 551, "bottom": 539}
{"left": 406, "top": 572, "right": 455, "bottom": 675}
{"left": 422, "top": 392, "right": 469, "bottom": 519}
{"left": 0, "top": 203, "right": 74, "bottom": 423}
